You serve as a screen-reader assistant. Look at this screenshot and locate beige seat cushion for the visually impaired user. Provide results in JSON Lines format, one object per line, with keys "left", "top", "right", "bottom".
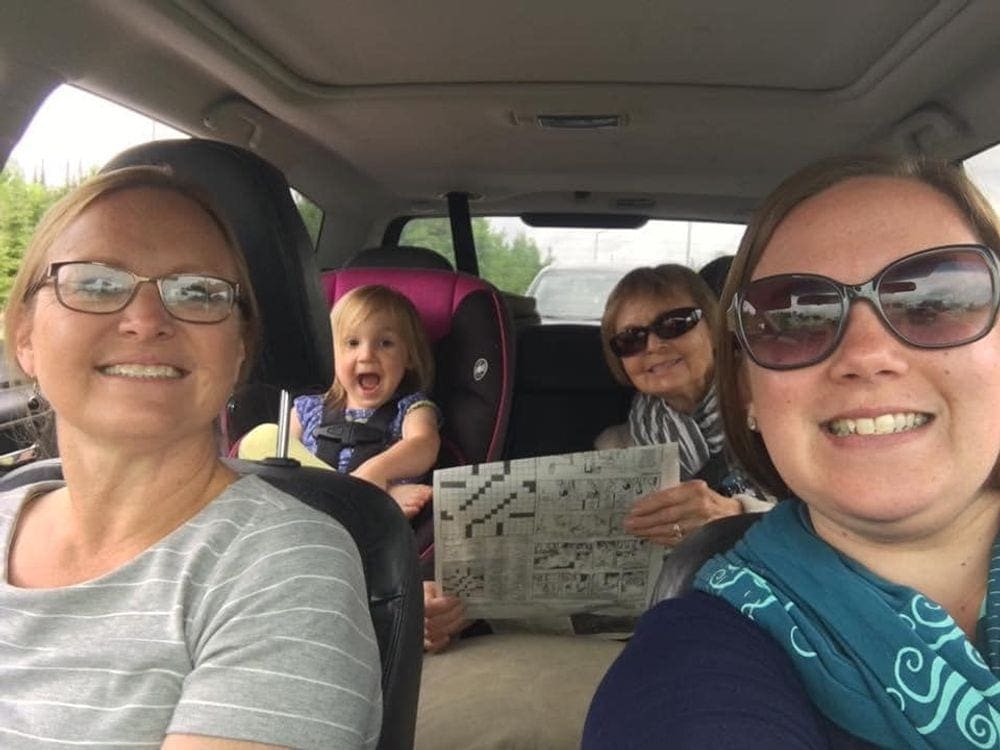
{"left": 415, "top": 633, "right": 624, "bottom": 750}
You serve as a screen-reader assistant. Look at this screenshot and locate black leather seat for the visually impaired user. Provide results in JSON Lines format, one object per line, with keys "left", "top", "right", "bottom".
{"left": 650, "top": 512, "right": 764, "bottom": 603}
{"left": 1, "top": 139, "right": 424, "bottom": 750}
{"left": 504, "top": 324, "right": 632, "bottom": 459}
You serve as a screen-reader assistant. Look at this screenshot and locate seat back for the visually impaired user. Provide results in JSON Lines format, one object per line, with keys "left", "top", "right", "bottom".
{"left": 95, "top": 139, "right": 421, "bottom": 750}
{"left": 347, "top": 244, "right": 455, "bottom": 271}
{"left": 504, "top": 324, "right": 632, "bottom": 459}
{"left": 649, "top": 512, "right": 764, "bottom": 603}
{"left": 322, "top": 267, "right": 515, "bottom": 469}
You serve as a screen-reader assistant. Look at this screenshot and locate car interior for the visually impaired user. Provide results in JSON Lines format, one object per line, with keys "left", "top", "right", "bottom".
{"left": 4, "top": 1, "right": 1000, "bottom": 748}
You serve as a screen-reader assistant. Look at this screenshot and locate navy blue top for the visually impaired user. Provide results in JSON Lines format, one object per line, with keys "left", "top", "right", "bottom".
{"left": 583, "top": 591, "right": 876, "bottom": 749}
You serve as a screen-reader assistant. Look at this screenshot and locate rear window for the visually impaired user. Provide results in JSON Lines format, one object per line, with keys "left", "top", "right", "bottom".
{"left": 526, "top": 267, "right": 627, "bottom": 323}
{"left": 400, "top": 216, "right": 745, "bottom": 322}
{"left": 399, "top": 217, "right": 548, "bottom": 295}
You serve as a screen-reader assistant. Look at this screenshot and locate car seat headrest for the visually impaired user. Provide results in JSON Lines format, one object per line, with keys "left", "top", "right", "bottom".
{"left": 103, "top": 139, "right": 333, "bottom": 396}
{"left": 322, "top": 267, "right": 496, "bottom": 342}
{"left": 346, "top": 245, "right": 454, "bottom": 271}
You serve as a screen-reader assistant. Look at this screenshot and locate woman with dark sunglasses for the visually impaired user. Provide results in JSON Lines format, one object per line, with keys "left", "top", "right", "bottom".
{"left": 600, "top": 265, "right": 770, "bottom": 548}
{"left": 0, "top": 167, "right": 382, "bottom": 748}
{"left": 584, "top": 155, "right": 1000, "bottom": 749}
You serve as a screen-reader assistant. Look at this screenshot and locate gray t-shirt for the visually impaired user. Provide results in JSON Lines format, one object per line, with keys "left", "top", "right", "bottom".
{"left": 0, "top": 475, "right": 382, "bottom": 749}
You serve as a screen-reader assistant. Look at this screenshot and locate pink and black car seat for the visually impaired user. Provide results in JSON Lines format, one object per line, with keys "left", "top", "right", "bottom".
{"left": 321, "top": 267, "right": 516, "bottom": 570}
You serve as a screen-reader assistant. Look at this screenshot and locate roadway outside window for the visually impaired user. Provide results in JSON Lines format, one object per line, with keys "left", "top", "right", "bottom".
{"left": 400, "top": 216, "right": 745, "bottom": 323}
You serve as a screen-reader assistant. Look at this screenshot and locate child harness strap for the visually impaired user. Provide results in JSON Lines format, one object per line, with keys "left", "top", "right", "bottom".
{"left": 314, "top": 395, "right": 402, "bottom": 472}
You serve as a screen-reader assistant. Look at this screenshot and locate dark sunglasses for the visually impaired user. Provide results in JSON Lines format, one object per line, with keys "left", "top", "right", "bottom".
{"left": 30, "top": 261, "right": 241, "bottom": 324}
{"left": 609, "top": 306, "right": 704, "bottom": 358}
{"left": 728, "top": 244, "right": 1000, "bottom": 370}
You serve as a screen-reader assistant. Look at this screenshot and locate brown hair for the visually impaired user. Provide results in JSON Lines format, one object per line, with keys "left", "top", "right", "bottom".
{"left": 326, "top": 284, "right": 435, "bottom": 410}
{"left": 715, "top": 154, "right": 1000, "bottom": 496}
{"left": 600, "top": 264, "right": 720, "bottom": 386}
{"left": 4, "top": 165, "right": 262, "bottom": 383}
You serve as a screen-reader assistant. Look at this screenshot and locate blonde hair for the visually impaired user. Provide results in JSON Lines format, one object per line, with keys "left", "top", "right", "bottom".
{"left": 326, "top": 284, "right": 435, "bottom": 410}
{"left": 715, "top": 154, "right": 1000, "bottom": 496}
{"left": 4, "top": 165, "right": 261, "bottom": 383}
{"left": 600, "top": 264, "right": 720, "bottom": 386}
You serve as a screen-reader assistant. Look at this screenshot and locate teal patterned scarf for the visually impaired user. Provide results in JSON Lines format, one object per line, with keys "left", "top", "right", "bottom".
{"left": 693, "top": 500, "right": 1000, "bottom": 749}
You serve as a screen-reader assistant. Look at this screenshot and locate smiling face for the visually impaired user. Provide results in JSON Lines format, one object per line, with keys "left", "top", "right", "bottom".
{"left": 333, "top": 310, "right": 411, "bottom": 410}
{"left": 613, "top": 290, "right": 714, "bottom": 412}
{"left": 14, "top": 186, "right": 246, "bottom": 449}
{"left": 744, "top": 176, "right": 1000, "bottom": 541}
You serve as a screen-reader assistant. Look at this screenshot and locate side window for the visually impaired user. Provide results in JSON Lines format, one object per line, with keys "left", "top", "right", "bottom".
{"left": 963, "top": 145, "right": 1000, "bottom": 210}
{"left": 0, "top": 172, "right": 74, "bottom": 306}
{"left": 3, "top": 85, "right": 186, "bottom": 307}
{"left": 398, "top": 217, "right": 549, "bottom": 295}
{"left": 291, "top": 189, "right": 324, "bottom": 248}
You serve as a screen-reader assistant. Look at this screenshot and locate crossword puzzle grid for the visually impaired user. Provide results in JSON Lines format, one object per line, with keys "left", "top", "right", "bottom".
{"left": 441, "top": 562, "right": 486, "bottom": 598}
{"left": 437, "top": 461, "right": 537, "bottom": 539}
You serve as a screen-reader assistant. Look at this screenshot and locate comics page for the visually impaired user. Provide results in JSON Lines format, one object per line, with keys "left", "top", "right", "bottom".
{"left": 433, "top": 444, "right": 678, "bottom": 619}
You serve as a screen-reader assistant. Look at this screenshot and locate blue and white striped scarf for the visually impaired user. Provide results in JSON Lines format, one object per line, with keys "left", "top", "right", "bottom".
{"left": 627, "top": 383, "right": 724, "bottom": 477}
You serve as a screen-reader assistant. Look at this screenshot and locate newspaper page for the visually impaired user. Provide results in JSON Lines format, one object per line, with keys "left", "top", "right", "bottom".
{"left": 433, "top": 444, "right": 679, "bottom": 620}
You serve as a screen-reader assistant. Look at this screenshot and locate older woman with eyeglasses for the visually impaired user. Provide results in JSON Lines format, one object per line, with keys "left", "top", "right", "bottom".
{"left": 601, "top": 265, "right": 769, "bottom": 548}
{"left": 584, "top": 155, "right": 1000, "bottom": 749}
{"left": 0, "top": 167, "right": 381, "bottom": 749}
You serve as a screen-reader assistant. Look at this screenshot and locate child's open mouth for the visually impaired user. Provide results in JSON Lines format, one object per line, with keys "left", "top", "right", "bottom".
{"left": 358, "top": 373, "right": 382, "bottom": 392}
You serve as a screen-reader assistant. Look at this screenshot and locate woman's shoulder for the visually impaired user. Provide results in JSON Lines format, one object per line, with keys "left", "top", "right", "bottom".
{"left": 0, "top": 480, "right": 64, "bottom": 526}
{"left": 0, "top": 479, "right": 64, "bottom": 502}
{"left": 627, "top": 590, "right": 793, "bottom": 669}
{"left": 172, "top": 474, "right": 381, "bottom": 748}
{"left": 208, "top": 474, "right": 357, "bottom": 546}
{"left": 178, "top": 475, "right": 358, "bottom": 567}
{"left": 584, "top": 591, "right": 839, "bottom": 749}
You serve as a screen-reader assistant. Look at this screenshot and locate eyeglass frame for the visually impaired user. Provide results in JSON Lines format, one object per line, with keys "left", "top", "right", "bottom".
{"left": 609, "top": 306, "right": 704, "bottom": 358}
{"left": 28, "top": 260, "right": 243, "bottom": 324}
{"left": 727, "top": 243, "right": 1000, "bottom": 370}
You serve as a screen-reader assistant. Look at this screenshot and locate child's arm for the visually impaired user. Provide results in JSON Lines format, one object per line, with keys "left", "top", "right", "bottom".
{"left": 289, "top": 407, "right": 304, "bottom": 441}
{"left": 351, "top": 404, "right": 440, "bottom": 491}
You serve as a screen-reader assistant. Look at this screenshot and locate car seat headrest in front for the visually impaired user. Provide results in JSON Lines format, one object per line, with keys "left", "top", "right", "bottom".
{"left": 104, "top": 139, "right": 333, "bottom": 397}
{"left": 346, "top": 245, "right": 454, "bottom": 271}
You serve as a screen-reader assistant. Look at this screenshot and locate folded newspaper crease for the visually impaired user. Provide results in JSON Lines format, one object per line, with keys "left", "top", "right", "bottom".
{"left": 433, "top": 444, "right": 679, "bottom": 620}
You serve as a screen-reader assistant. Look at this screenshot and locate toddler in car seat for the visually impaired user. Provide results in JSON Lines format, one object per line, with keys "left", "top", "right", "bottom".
{"left": 241, "top": 284, "right": 440, "bottom": 518}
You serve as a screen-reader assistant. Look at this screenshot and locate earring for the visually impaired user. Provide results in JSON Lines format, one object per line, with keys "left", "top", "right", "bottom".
{"left": 746, "top": 413, "right": 758, "bottom": 432}
{"left": 26, "top": 381, "right": 42, "bottom": 411}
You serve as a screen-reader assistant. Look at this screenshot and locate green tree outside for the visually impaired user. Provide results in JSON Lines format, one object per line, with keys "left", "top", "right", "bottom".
{"left": 400, "top": 217, "right": 548, "bottom": 294}
{"left": 0, "top": 166, "right": 77, "bottom": 310}
{"left": 0, "top": 172, "right": 546, "bottom": 314}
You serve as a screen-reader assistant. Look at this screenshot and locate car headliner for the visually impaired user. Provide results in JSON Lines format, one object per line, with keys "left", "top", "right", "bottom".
{"left": 2, "top": 0, "right": 1000, "bottom": 262}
